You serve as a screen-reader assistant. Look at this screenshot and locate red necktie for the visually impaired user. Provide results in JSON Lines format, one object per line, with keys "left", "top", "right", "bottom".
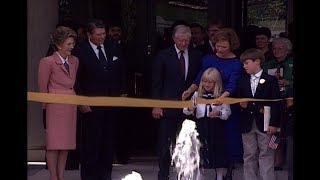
{"left": 179, "top": 51, "right": 185, "bottom": 79}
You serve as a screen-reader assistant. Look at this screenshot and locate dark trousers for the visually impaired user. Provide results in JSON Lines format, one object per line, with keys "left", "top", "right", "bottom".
{"left": 157, "top": 115, "right": 183, "bottom": 180}
{"left": 80, "top": 107, "right": 118, "bottom": 180}
{"left": 114, "top": 107, "right": 132, "bottom": 164}
{"left": 286, "top": 136, "right": 293, "bottom": 180}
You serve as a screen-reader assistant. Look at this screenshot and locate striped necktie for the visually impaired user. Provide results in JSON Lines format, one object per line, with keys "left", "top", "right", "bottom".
{"left": 64, "top": 61, "right": 70, "bottom": 74}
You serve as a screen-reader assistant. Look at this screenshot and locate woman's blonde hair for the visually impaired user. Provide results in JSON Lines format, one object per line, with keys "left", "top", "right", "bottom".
{"left": 197, "top": 67, "right": 223, "bottom": 98}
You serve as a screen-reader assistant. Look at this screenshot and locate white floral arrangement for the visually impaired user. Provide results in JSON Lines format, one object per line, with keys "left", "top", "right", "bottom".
{"left": 121, "top": 171, "right": 143, "bottom": 180}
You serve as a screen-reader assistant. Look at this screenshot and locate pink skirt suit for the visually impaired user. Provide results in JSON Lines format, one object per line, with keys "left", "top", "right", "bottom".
{"left": 38, "top": 52, "right": 79, "bottom": 150}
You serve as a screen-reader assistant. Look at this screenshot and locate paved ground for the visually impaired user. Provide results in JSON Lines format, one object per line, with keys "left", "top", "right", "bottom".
{"left": 28, "top": 156, "right": 288, "bottom": 180}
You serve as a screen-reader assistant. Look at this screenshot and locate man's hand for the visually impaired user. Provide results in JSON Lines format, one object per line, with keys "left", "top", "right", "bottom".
{"left": 182, "top": 84, "right": 198, "bottom": 100}
{"left": 152, "top": 107, "right": 163, "bottom": 119}
{"left": 182, "top": 90, "right": 192, "bottom": 100}
{"left": 79, "top": 105, "right": 92, "bottom": 113}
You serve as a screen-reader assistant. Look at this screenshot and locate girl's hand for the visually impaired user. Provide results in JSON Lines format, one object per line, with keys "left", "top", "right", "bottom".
{"left": 187, "top": 107, "right": 194, "bottom": 111}
{"left": 209, "top": 110, "right": 220, "bottom": 118}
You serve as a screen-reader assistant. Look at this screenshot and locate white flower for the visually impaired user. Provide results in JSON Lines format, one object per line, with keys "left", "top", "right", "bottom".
{"left": 259, "top": 79, "right": 266, "bottom": 84}
{"left": 121, "top": 171, "right": 143, "bottom": 180}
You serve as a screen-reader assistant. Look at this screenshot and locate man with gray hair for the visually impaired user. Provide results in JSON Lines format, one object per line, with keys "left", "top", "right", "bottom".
{"left": 151, "top": 24, "right": 202, "bottom": 180}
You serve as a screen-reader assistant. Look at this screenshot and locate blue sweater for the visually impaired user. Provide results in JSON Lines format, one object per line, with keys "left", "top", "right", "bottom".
{"left": 194, "top": 54, "right": 243, "bottom": 96}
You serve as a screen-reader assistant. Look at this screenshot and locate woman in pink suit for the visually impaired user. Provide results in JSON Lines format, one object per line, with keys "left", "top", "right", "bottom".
{"left": 38, "top": 26, "right": 78, "bottom": 180}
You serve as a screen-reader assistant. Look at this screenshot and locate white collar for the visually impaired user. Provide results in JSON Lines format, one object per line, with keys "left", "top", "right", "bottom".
{"left": 89, "top": 39, "right": 104, "bottom": 50}
{"left": 56, "top": 52, "right": 69, "bottom": 64}
{"left": 174, "top": 44, "right": 188, "bottom": 55}
{"left": 251, "top": 69, "right": 263, "bottom": 78}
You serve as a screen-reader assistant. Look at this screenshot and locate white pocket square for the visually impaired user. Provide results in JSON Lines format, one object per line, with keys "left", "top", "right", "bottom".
{"left": 112, "top": 56, "right": 118, "bottom": 61}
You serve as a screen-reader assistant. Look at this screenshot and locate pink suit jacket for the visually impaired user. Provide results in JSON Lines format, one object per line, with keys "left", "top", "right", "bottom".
{"left": 38, "top": 52, "right": 79, "bottom": 150}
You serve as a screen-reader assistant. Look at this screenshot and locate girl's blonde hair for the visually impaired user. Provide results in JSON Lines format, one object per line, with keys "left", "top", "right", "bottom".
{"left": 197, "top": 67, "right": 224, "bottom": 98}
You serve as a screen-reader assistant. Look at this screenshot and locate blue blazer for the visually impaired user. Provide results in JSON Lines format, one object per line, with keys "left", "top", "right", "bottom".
{"left": 74, "top": 39, "right": 126, "bottom": 96}
{"left": 237, "top": 71, "right": 281, "bottom": 133}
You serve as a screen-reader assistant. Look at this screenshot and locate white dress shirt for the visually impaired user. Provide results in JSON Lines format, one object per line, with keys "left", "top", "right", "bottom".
{"left": 251, "top": 70, "right": 263, "bottom": 96}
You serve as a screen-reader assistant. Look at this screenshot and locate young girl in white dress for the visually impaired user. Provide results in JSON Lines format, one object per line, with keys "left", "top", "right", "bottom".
{"left": 183, "top": 67, "right": 231, "bottom": 180}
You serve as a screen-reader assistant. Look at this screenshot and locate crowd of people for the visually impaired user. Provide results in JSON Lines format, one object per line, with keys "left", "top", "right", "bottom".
{"left": 37, "top": 18, "right": 294, "bottom": 180}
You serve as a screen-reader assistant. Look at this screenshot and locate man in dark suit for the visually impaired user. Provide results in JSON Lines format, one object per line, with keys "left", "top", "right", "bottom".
{"left": 195, "top": 19, "right": 224, "bottom": 57}
{"left": 73, "top": 19, "right": 126, "bottom": 180}
{"left": 237, "top": 48, "right": 281, "bottom": 180}
{"left": 151, "top": 24, "right": 202, "bottom": 180}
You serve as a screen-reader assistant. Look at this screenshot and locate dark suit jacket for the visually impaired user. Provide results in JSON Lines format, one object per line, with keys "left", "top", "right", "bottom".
{"left": 151, "top": 45, "right": 202, "bottom": 117}
{"left": 195, "top": 41, "right": 214, "bottom": 57}
{"left": 74, "top": 39, "right": 126, "bottom": 96}
{"left": 237, "top": 71, "right": 281, "bottom": 133}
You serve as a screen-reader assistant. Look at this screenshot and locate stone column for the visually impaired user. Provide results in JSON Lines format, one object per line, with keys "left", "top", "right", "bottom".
{"left": 27, "top": 0, "right": 59, "bottom": 162}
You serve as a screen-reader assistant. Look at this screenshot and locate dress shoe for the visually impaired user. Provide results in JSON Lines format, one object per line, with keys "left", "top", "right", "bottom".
{"left": 158, "top": 177, "right": 169, "bottom": 180}
{"left": 224, "top": 171, "right": 232, "bottom": 180}
{"left": 158, "top": 175, "right": 169, "bottom": 180}
{"left": 215, "top": 175, "right": 229, "bottom": 180}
